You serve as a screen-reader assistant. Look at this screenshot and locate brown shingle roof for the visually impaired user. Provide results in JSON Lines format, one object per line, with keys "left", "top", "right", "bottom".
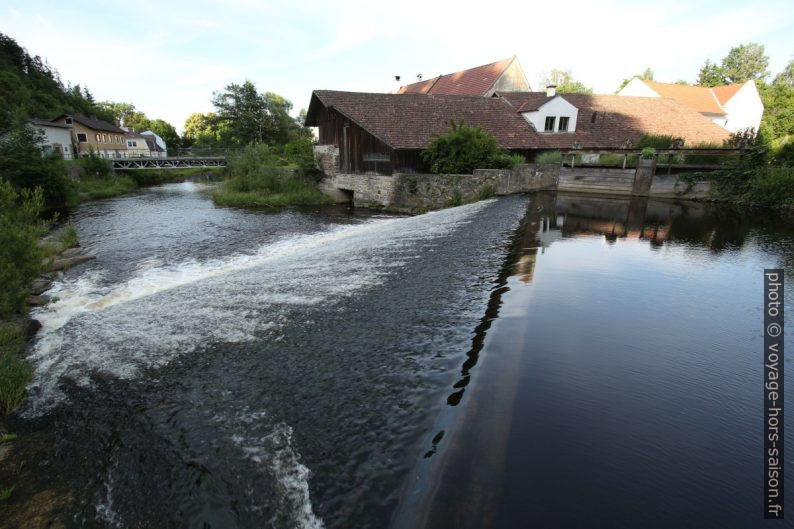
{"left": 306, "top": 90, "right": 730, "bottom": 152}
{"left": 52, "top": 114, "right": 126, "bottom": 133}
{"left": 500, "top": 92, "right": 730, "bottom": 148}
{"left": 307, "top": 90, "right": 538, "bottom": 149}
{"left": 397, "top": 57, "right": 514, "bottom": 96}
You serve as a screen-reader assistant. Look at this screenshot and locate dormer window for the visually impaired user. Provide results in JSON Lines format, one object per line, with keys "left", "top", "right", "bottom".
{"left": 65, "top": 117, "right": 73, "bottom": 125}
{"left": 559, "top": 117, "right": 570, "bottom": 132}
{"left": 544, "top": 116, "right": 556, "bottom": 132}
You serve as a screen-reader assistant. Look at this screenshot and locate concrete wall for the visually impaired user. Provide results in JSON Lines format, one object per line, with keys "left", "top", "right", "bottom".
{"left": 558, "top": 165, "right": 712, "bottom": 199}
{"left": 558, "top": 167, "right": 636, "bottom": 195}
{"left": 320, "top": 163, "right": 558, "bottom": 213}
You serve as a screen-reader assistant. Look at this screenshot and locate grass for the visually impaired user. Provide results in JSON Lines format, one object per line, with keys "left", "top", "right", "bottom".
{"left": 75, "top": 175, "right": 138, "bottom": 201}
{"left": 58, "top": 224, "right": 78, "bottom": 249}
{"left": 0, "top": 322, "right": 33, "bottom": 415}
{"left": 0, "top": 485, "right": 14, "bottom": 501}
{"left": 213, "top": 163, "right": 332, "bottom": 208}
{"left": 535, "top": 151, "right": 562, "bottom": 164}
{"left": 0, "top": 433, "right": 17, "bottom": 442}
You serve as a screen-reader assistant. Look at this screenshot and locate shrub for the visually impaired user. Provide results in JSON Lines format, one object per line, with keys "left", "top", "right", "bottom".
{"left": 79, "top": 150, "right": 111, "bottom": 178}
{"left": 638, "top": 134, "right": 684, "bottom": 149}
{"left": 0, "top": 127, "right": 74, "bottom": 206}
{"left": 535, "top": 151, "right": 562, "bottom": 164}
{"left": 641, "top": 147, "right": 657, "bottom": 159}
{"left": 421, "top": 120, "right": 516, "bottom": 174}
{"left": 742, "top": 166, "right": 794, "bottom": 205}
{"left": 284, "top": 138, "right": 318, "bottom": 179}
{"left": 0, "top": 322, "right": 32, "bottom": 414}
{"left": 0, "top": 180, "right": 46, "bottom": 317}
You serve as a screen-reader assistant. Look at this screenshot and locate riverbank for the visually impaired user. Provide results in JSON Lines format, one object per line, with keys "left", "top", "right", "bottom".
{"left": 75, "top": 167, "right": 223, "bottom": 203}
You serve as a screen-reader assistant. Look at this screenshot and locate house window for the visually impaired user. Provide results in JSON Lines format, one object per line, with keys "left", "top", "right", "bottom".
{"left": 544, "top": 116, "right": 556, "bottom": 132}
{"left": 559, "top": 117, "right": 570, "bottom": 132}
{"left": 77, "top": 133, "right": 87, "bottom": 142}
{"left": 128, "top": 140, "right": 137, "bottom": 147}
{"left": 103, "top": 134, "right": 108, "bottom": 143}
{"left": 65, "top": 117, "right": 73, "bottom": 125}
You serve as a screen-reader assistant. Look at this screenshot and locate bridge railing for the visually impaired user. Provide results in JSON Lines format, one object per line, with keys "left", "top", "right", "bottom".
{"left": 557, "top": 148, "right": 745, "bottom": 171}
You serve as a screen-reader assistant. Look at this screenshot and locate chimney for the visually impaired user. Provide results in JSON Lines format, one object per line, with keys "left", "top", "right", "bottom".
{"left": 394, "top": 75, "right": 401, "bottom": 82}
{"left": 546, "top": 85, "right": 556, "bottom": 97}
{"left": 417, "top": 73, "right": 423, "bottom": 81}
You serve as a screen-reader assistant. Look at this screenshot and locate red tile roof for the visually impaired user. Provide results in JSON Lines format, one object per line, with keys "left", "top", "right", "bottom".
{"left": 397, "top": 57, "right": 515, "bottom": 96}
{"left": 712, "top": 83, "right": 745, "bottom": 105}
{"left": 306, "top": 90, "right": 730, "bottom": 151}
{"left": 636, "top": 81, "right": 726, "bottom": 115}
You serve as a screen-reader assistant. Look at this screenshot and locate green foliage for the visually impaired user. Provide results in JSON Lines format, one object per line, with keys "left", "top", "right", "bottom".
{"left": 78, "top": 151, "right": 111, "bottom": 177}
{"left": 0, "top": 33, "right": 110, "bottom": 125}
{"left": 0, "top": 126, "right": 73, "bottom": 206}
{"left": 740, "top": 166, "right": 794, "bottom": 206}
{"left": 697, "top": 43, "right": 770, "bottom": 86}
{"left": 421, "top": 120, "right": 517, "bottom": 174}
{"left": 213, "top": 144, "right": 331, "bottom": 207}
{"left": 475, "top": 183, "right": 495, "bottom": 200}
{"left": 283, "top": 137, "right": 318, "bottom": 179}
{"left": 0, "top": 485, "right": 15, "bottom": 501}
{"left": 542, "top": 69, "right": 593, "bottom": 94}
{"left": 58, "top": 224, "right": 78, "bottom": 248}
{"left": 641, "top": 147, "right": 657, "bottom": 159}
{"left": 76, "top": 175, "right": 137, "bottom": 201}
{"left": 772, "top": 139, "right": 794, "bottom": 166}
{"left": 534, "top": 151, "right": 562, "bottom": 164}
{"left": 445, "top": 191, "right": 463, "bottom": 207}
{"left": 0, "top": 321, "right": 33, "bottom": 415}
{"left": 0, "top": 433, "right": 17, "bottom": 442}
{"left": 210, "top": 81, "right": 310, "bottom": 147}
{"left": 760, "top": 80, "right": 794, "bottom": 141}
{"left": 0, "top": 180, "right": 46, "bottom": 317}
{"left": 145, "top": 119, "right": 180, "bottom": 152}
{"left": 774, "top": 60, "right": 794, "bottom": 88}
{"left": 638, "top": 134, "right": 684, "bottom": 149}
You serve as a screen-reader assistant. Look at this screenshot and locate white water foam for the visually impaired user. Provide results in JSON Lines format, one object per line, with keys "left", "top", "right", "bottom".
{"left": 24, "top": 200, "right": 493, "bottom": 415}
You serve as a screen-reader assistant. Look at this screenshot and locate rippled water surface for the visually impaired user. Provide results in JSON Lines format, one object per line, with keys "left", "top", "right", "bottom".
{"left": 3, "top": 184, "right": 793, "bottom": 529}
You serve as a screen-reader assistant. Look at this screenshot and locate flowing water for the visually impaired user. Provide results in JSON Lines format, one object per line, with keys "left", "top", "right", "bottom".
{"left": 2, "top": 183, "right": 793, "bottom": 529}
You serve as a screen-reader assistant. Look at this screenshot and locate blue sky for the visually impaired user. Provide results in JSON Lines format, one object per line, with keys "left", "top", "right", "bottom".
{"left": 3, "top": 0, "right": 793, "bottom": 133}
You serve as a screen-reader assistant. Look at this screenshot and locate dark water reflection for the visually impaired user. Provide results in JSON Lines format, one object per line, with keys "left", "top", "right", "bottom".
{"left": 401, "top": 192, "right": 793, "bottom": 529}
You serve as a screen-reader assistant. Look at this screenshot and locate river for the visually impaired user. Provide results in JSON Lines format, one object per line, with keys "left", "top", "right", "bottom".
{"left": 2, "top": 182, "right": 792, "bottom": 529}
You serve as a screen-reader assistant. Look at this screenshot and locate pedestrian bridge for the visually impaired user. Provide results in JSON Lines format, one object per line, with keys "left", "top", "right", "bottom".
{"left": 111, "top": 157, "right": 227, "bottom": 170}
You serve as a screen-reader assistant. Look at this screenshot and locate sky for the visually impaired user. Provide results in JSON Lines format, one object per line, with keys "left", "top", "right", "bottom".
{"left": 3, "top": 0, "right": 793, "bottom": 133}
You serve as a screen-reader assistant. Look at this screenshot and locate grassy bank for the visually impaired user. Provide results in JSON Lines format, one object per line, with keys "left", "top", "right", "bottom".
{"left": 74, "top": 167, "right": 223, "bottom": 203}
{"left": 0, "top": 322, "right": 31, "bottom": 414}
{"left": 213, "top": 145, "right": 331, "bottom": 208}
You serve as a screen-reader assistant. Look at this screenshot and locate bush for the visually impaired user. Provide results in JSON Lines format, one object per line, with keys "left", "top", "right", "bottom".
{"left": 742, "top": 166, "right": 794, "bottom": 205}
{"left": 638, "top": 134, "right": 684, "bottom": 149}
{"left": 641, "top": 147, "right": 657, "bottom": 159}
{"left": 284, "top": 138, "right": 318, "bottom": 179}
{"left": 214, "top": 144, "right": 331, "bottom": 207}
{"left": 0, "top": 180, "right": 46, "bottom": 317}
{"left": 421, "top": 120, "right": 517, "bottom": 174}
{"left": 535, "top": 151, "right": 562, "bottom": 164}
{"left": 772, "top": 139, "right": 794, "bottom": 166}
{"left": 0, "top": 127, "right": 74, "bottom": 206}
{"left": 0, "top": 322, "right": 33, "bottom": 414}
{"left": 79, "top": 150, "right": 111, "bottom": 178}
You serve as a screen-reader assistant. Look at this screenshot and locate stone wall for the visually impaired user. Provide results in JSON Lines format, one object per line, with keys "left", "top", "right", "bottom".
{"left": 648, "top": 173, "right": 712, "bottom": 198}
{"left": 558, "top": 167, "right": 636, "bottom": 195}
{"left": 319, "top": 163, "right": 558, "bottom": 213}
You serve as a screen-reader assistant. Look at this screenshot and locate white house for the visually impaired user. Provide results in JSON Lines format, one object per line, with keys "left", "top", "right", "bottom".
{"left": 518, "top": 86, "right": 579, "bottom": 133}
{"left": 29, "top": 119, "right": 75, "bottom": 159}
{"left": 617, "top": 78, "right": 763, "bottom": 134}
{"left": 124, "top": 132, "right": 154, "bottom": 157}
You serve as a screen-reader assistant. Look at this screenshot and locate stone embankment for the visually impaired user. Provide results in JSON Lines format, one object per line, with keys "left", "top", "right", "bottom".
{"left": 28, "top": 227, "right": 94, "bottom": 309}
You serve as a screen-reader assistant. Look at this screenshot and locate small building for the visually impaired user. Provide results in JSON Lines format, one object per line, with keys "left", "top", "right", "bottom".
{"left": 50, "top": 114, "right": 128, "bottom": 158}
{"left": 28, "top": 119, "right": 75, "bottom": 159}
{"left": 140, "top": 130, "right": 168, "bottom": 157}
{"left": 124, "top": 132, "right": 154, "bottom": 157}
{"left": 397, "top": 56, "right": 531, "bottom": 96}
{"left": 617, "top": 79, "right": 763, "bottom": 133}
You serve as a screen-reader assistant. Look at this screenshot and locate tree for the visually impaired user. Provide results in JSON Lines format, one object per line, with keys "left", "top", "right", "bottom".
{"left": 146, "top": 119, "right": 180, "bottom": 151}
{"left": 421, "top": 120, "right": 520, "bottom": 174}
{"left": 616, "top": 68, "right": 653, "bottom": 92}
{"left": 541, "top": 69, "right": 592, "bottom": 94}
{"left": 697, "top": 43, "right": 771, "bottom": 86}
{"left": 774, "top": 59, "right": 794, "bottom": 88}
{"left": 182, "top": 112, "right": 229, "bottom": 147}
{"left": 210, "top": 80, "right": 311, "bottom": 146}
{"left": 721, "top": 43, "right": 769, "bottom": 83}
{"left": 697, "top": 60, "right": 726, "bottom": 87}
{"left": 0, "top": 126, "right": 72, "bottom": 206}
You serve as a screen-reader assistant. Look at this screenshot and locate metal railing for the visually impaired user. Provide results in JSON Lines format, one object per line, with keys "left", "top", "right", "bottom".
{"left": 557, "top": 148, "right": 744, "bottom": 170}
